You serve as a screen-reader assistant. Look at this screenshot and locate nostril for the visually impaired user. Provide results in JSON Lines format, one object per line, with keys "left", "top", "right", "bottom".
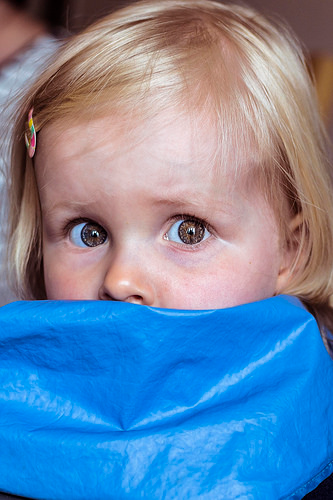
{"left": 126, "top": 295, "right": 144, "bottom": 304}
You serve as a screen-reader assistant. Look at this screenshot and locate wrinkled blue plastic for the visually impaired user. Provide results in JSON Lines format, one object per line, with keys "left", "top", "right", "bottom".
{"left": 0, "top": 295, "right": 333, "bottom": 499}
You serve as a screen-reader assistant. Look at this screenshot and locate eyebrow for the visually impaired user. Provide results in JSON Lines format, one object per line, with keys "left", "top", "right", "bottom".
{"left": 43, "top": 200, "right": 92, "bottom": 215}
{"left": 44, "top": 188, "right": 238, "bottom": 218}
{"left": 152, "top": 196, "right": 204, "bottom": 208}
{"left": 150, "top": 193, "right": 237, "bottom": 218}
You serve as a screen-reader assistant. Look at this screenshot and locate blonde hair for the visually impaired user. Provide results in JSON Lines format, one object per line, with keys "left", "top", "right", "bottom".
{"left": 8, "top": 0, "right": 333, "bottom": 330}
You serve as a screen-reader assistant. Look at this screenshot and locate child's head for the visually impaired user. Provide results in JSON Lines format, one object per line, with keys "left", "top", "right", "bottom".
{"left": 8, "top": 0, "right": 333, "bottom": 323}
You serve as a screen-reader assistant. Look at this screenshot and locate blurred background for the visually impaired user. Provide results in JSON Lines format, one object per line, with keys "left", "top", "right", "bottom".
{"left": 18, "top": 0, "right": 333, "bottom": 137}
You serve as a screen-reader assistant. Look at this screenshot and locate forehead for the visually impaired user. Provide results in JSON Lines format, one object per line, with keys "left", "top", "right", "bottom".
{"left": 36, "top": 107, "right": 259, "bottom": 191}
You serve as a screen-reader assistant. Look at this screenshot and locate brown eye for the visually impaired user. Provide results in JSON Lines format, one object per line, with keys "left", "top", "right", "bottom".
{"left": 81, "top": 223, "right": 107, "bottom": 247}
{"left": 165, "top": 217, "right": 210, "bottom": 245}
{"left": 178, "top": 219, "right": 205, "bottom": 244}
{"left": 69, "top": 222, "right": 108, "bottom": 248}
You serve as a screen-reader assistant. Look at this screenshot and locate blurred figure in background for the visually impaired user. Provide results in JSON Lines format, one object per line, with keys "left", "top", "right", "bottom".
{"left": 0, "top": 0, "right": 62, "bottom": 306}
{"left": 312, "top": 53, "right": 333, "bottom": 141}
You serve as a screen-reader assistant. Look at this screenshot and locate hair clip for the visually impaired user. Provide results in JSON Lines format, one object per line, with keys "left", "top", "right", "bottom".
{"left": 25, "top": 108, "right": 36, "bottom": 158}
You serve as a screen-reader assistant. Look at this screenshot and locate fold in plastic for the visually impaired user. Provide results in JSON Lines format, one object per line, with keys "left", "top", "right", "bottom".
{"left": 0, "top": 295, "right": 333, "bottom": 499}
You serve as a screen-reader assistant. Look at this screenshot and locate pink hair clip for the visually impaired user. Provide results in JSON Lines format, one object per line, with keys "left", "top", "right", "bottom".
{"left": 25, "top": 108, "right": 36, "bottom": 158}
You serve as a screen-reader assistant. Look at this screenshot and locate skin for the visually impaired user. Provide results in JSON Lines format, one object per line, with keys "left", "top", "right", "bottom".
{"left": 35, "top": 110, "right": 292, "bottom": 309}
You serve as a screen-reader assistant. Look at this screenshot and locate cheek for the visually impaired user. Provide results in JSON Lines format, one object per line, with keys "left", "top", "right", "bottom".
{"left": 42, "top": 250, "right": 95, "bottom": 300}
{"left": 158, "top": 254, "right": 280, "bottom": 310}
{"left": 43, "top": 261, "right": 75, "bottom": 300}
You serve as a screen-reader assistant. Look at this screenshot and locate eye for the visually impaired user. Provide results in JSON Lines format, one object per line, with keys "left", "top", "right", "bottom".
{"left": 165, "top": 217, "right": 211, "bottom": 245}
{"left": 69, "top": 222, "right": 108, "bottom": 248}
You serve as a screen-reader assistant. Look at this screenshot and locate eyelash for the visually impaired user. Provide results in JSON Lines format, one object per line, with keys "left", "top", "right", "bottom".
{"left": 169, "top": 214, "right": 211, "bottom": 230}
{"left": 63, "top": 217, "right": 96, "bottom": 235}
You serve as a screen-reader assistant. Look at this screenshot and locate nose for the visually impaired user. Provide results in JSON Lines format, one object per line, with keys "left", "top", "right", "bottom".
{"left": 98, "top": 255, "right": 155, "bottom": 306}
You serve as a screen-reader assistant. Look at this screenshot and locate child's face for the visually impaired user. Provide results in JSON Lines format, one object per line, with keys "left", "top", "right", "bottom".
{"left": 35, "top": 109, "right": 290, "bottom": 309}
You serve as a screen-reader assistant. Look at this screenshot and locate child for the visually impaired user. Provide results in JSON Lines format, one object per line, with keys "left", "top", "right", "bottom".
{"left": 3, "top": 0, "right": 333, "bottom": 498}
{"left": 8, "top": 0, "right": 333, "bottom": 329}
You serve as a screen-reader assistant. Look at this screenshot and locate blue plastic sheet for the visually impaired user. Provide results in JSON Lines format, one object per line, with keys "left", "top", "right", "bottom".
{"left": 0, "top": 295, "right": 333, "bottom": 499}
